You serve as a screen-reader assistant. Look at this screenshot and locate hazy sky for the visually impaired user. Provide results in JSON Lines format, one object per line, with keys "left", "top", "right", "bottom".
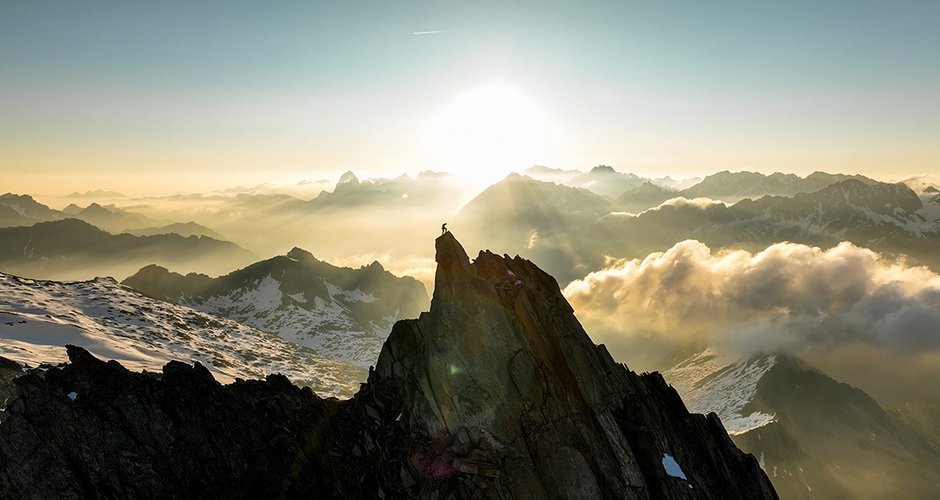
{"left": 2, "top": 1, "right": 938, "bottom": 195}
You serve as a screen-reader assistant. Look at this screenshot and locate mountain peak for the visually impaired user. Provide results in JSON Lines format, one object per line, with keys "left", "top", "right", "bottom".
{"left": 286, "top": 246, "right": 315, "bottom": 261}
{"left": 338, "top": 171, "right": 360, "bottom": 185}
{"left": 590, "top": 164, "right": 616, "bottom": 174}
{"left": 0, "top": 193, "right": 36, "bottom": 202}
{"left": 371, "top": 233, "right": 776, "bottom": 497}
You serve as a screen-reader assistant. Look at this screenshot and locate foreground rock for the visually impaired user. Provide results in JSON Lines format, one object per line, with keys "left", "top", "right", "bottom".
{"left": 0, "top": 233, "right": 776, "bottom": 499}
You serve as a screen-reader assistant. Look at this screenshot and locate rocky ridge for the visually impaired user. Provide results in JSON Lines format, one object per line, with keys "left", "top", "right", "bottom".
{"left": 0, "top": 233, "right": 776, "bottom": 499}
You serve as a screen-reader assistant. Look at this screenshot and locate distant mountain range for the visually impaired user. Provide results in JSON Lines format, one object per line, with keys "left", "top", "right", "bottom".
{"left": 123, "top": 247, "right": 429, "bottom": 367}
{"left": 0, "top": 193, "right": 63, "bottom": 227}
{"left": 61, "top": 202, "right": 164, "bottom": 233}
{"left": 123, "top": 221, "right": 224, "bottom": 239}
{"left": 0, "top": 194, "right": 223, "bottom": 239}
{"left": 455, "top": 174, "right": 940, "bottom": 283}
{"left": 0, "top": 219, "right": 256, "bottom": 280}
{"left": 0, "top": 194, "right": 169, "bottom": 233}
{"left": 522, "top": 166, "right": 877, "bottom": 204}
{"left": 678, "top": 170, "right": 876, "bottom": 202}
{"left": 665, "top": 350, "right": 940, "bottom": 499}
{"left": 599, "top": 178, "right": 940, "bottom": 268}
{"left": 524, "top": 165, "right": 701, "bottom": 194}
{"left": 287, "top": 170, "right": 462, "bottom": 212}
{"left": 0, "top": 272, "right": 365, "bottom": 397}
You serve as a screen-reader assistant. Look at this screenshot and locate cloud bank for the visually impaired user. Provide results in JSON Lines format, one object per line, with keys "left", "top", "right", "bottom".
{"left": 564, "top": 240, "right": 940, "bottom": 401}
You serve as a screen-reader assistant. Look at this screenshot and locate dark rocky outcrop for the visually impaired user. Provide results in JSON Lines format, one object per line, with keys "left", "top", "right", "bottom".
{"left": 0, "top": 233, "right": 776, "bottom": 499}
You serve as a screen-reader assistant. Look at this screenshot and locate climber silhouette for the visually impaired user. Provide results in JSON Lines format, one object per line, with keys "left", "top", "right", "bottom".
{"left": 441, "top": 222, "right": 448, "bottom": 234}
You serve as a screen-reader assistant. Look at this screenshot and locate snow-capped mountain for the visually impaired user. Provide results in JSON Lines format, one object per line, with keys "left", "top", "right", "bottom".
{"left": 0, "top": 272, "right": 365, "bottom": 397}
{"left": 597, "top": 179, "right": 940, "bottom": 275}
{"left": 664, "top": 350, "right": 940, "bottom": 499}
{"left": 664, "top": 349, "right": 777, "bottom": 435}
{"left": 729, "top": 178, "right": 938, "bottom": 238}
{"left": 678, "top": 170, "right": 875, "bottom": 203}
{"left": 123, "top": 247, "right": 429, "bottom": 367}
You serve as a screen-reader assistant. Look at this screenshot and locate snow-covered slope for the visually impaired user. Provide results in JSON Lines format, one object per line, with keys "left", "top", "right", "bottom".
{"left": 189, "top": 272, "right": 394, "bottom": 367}
{"left": 123, "top": 247, "right": 429, "bottom": 367}
{"left": 0, "top": 273, "right": 365, "bottom": 397}
{"left": 664, "top": 350, "right": 777, "bottom": 434}
{"left": 728, "top": 179, "right": 937, "bottom": 238}
{"left": 665, "top": 350, "right": 940, "bottom": 499}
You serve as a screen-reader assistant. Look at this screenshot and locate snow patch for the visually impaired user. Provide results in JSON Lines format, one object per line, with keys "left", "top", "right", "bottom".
{"left": 0, "top": 273, "right": 365, "bottom": 398}
{"left": 182, "top": 275, "right": 395, "bottom": 367}
{"left": 664, "top": 351, "right": 777, "bottom": 434}
{"left": 662, "top": 454, "right": 688, "bottom": 480}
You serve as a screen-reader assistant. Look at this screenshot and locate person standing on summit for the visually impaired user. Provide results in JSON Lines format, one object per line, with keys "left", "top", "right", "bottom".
{"left": 441, "top": 222, "right": 448, "bottom": 234}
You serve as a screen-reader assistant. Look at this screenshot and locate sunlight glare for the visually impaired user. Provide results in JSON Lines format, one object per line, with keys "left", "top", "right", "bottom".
{"left": 425, "top": 82, "right": 552, "bottom": 186}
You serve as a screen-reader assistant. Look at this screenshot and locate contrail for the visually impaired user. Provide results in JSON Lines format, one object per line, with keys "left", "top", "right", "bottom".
{"left": 413, "top": 30, "right": 442, "bottom": 35}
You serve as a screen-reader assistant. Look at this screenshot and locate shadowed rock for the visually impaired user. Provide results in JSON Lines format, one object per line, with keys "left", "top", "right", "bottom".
{"left": 0, "top": 233, "right": 776, "bottom": 499}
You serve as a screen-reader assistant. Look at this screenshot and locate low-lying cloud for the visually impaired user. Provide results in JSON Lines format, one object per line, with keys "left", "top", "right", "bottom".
{"left": 563, "top": 240, "right": 940, "bottom": 401}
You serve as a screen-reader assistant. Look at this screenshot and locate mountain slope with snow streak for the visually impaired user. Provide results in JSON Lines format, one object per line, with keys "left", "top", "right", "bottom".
{"left": 664, "top": 350, "right": 777, "bottom": 434}
{"left": 0, "top": 273, "right": 365, "bottom": 397}
{"left": 123, "top": 247, "right": 429, "bottom": 367}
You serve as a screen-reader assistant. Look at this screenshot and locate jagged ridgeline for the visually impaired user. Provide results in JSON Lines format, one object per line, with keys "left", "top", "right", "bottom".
{"left": 0, "top": 233, "right": 777, "bottom": 499}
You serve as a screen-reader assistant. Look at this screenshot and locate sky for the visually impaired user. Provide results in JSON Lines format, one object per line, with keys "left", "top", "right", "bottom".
{"left": 2, "top": 0, "right": 939, "bottom": 196}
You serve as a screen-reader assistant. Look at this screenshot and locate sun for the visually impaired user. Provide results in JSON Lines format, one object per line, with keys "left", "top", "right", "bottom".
{"left": 425, "top": 82, "right": 552, "bottom": 185}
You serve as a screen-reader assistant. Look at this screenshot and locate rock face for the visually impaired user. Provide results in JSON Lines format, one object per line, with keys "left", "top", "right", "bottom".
{"left": 0, "top": 347, "right": 339, "bottom": 499}
{"left": 367, "top": 232, "right": 776, "bottom": 498}
{"left": 0, "top": 233, "right": 776, "bottom": 499}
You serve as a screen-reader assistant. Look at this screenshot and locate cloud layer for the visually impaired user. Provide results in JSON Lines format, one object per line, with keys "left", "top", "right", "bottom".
{"left": 564, "top": 240, "right": 940, "bottom": 400}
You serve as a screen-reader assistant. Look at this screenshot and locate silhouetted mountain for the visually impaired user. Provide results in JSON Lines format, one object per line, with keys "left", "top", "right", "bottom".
{"left": 598, "top": 179, "right": 940, "bottom": 271}
{"left": 0, "top": 272, "right": 363, "bottom": 396}
{"left": 72, "top": 202, "right": 164, "bottom": 232}
{"left": 0, "top": 233, "right": 777, "bottom": 498}
{"left": 455, "top": 174, "right": 612, "bottom": 282}
{"left": 0, "top": 206, "right": 33, "bottom": 228}
{"left": 0, "top": 193, "right": 64, "bottom": 227}
{"left": 61, "top": 203, "right": 83, "bottom": 215}
{"left": 123, "top": 248, "right": 429, "bottom": 367}
{"left": 0, "top": 219, "right": 256, "bottom": 280}
{"left": 124, "top": 221, "right": 224, "bottom": 239}
{"left": 678, "top": 171, "right": 874, "bottom": 202}
{"left": 568, "top": 165, "right": 647, "bottom": 199}
{"left": 523, "top": 165, "right": 582, "bottom": 183}
{"left": 652, "top": 175, "right": 702, "bottom": 191}
{"left": 614, "top": 181, "right": 678, "bottom": 213}
{"left": 523, "top": 166, "right": 699, "bottom": 196}
{"left": 449, "top": 175, "right": 940, "bottom": 287}
{"left": 64, "top": 189, "right": 127, "bottom": 199}
{"left": 293, "top": 170, "right": 460, "bottom": 212}
{"left": 666, "top": 351, "right": 940, "bottom": 499}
